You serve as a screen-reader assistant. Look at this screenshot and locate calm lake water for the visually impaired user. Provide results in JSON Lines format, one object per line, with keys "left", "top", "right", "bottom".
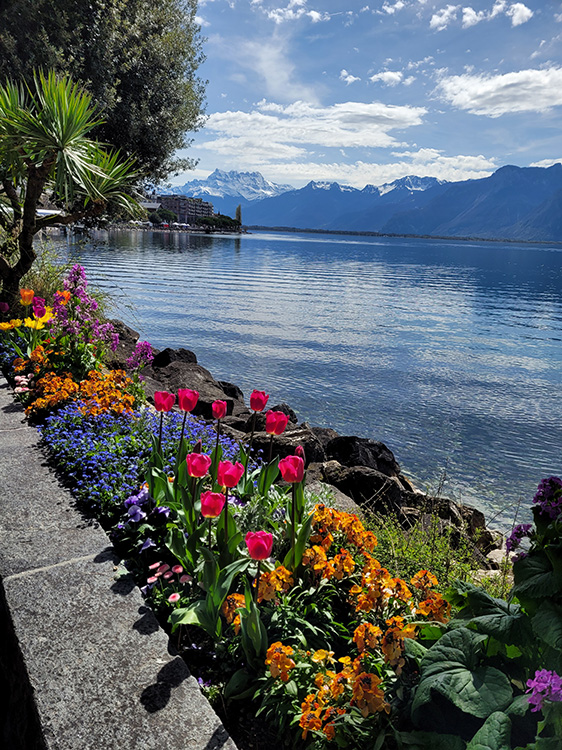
{"left": 57, "top": 229, "right": 562, "bottom": 529}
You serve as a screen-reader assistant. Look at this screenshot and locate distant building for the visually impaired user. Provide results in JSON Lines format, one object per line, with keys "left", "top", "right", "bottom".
{"left": 157, "top": 195, "right": 214, "bottom": 223}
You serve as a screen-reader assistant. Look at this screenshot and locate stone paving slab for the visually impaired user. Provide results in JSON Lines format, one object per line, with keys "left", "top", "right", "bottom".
{"left": 0, "top": 376, "right": 238, "bottom": 750}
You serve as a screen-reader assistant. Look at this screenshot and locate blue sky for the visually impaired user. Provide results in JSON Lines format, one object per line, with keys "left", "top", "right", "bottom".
{"left": 172, "top": 0, "right": 562, "bottom": 188}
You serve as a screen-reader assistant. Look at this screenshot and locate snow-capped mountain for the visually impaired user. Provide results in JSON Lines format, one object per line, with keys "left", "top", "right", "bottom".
{"left": 164, "top": 169, "right": 293, "bottom": 215}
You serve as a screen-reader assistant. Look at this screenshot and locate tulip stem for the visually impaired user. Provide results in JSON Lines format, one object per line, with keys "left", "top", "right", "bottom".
{"left": 268, "top": 433, "right": 274, "bottom": 464}
{"left": 208, "top": 518, "right": 212, "bottom": 549}
{"left": 224, "top": 488, "right": 229, "bottom": 546}
{"left": 215, "top": 418, "right": 221, "bottom": 460}
{"left": 179, "top": 410, "right": 188, "bottom": 449}
{"left": 254, "top": 560, "right": 262, "bottom": 604}
{"left": 291, "top": 483, "right": 296, "bottom": 567}
{"left": 158, "top": 412, "right": 164, "bottom": 453}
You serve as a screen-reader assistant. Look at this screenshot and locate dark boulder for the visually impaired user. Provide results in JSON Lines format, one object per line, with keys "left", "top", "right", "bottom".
{"left": 252, "top": 426, "right": 327, "bottom": 465}
{"left": 141, "top": 360, "right": 246, "bottom": 419}
{"left": 151, "top": 347, "right": 197, "bottom": 368}
{"left": 321, "top": 461, "right": 404, "bottom": 511}
{"left": 326, "top": 436, "right": 401, "bottom": 478}
{"left": 311, "top": 426, "right": 340, "bottom": 451}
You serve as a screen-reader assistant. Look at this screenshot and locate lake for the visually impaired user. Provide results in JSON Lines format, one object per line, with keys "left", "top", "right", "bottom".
{"left": 56, "top": 228, "right": 562, "bottom": 529}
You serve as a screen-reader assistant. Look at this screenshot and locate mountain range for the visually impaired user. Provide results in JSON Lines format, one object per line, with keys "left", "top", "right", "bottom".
{"left": 167, "top": 164, "right": 562, "bottom": 242}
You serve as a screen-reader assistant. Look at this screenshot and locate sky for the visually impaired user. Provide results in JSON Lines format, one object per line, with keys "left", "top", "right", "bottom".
{"left": 172, "top": 0, "right": 562, "bottom": 189}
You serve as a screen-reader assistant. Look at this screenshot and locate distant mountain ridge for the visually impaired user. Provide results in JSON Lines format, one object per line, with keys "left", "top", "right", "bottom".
{"left": 168, "top": 164, "right": 562, "bottom": 241}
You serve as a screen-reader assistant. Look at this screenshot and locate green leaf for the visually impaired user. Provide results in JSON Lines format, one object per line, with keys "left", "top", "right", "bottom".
{"left": 465, "top": 712, "right": 511, "bottom": 750}
{"left": 405, "top": 638, "right": 429, "bottom": 662}
{"left": 413, "top": 628, "right": 513, "bottom": 722}
{"left": 257, "top": 458, "right": 279, "bottom": 496}
{"left": 223, "top": 668, "right": 255, "bottom": 701}
{"left": 513, "top": 551, "right": 558, "bottom": 599}
{"left": 169, "top": 600, "right": 211, "bottom": 633}
{"left": 532, "top": 601, "right": 562, "bottom": 652}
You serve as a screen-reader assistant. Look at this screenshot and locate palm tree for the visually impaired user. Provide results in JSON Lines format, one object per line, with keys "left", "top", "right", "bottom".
{"left": 0, "top": 70, "right": 140, "bottom": 308}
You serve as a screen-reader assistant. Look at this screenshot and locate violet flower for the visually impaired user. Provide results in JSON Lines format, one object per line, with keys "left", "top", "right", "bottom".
{"left": 527, "top": 670, "right": 562, "bottom": 712}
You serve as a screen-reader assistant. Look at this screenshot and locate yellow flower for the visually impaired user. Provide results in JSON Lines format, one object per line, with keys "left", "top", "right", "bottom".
{"left": 24, "top": 317, "right": 45, "bottom": 330}
{"left": 311, "top": 649, "right": 335, "bottom": 664}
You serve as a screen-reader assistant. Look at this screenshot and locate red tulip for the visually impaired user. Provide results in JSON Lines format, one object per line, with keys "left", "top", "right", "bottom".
{"left": 186, "top": 452, "right": 212, "bottom": 478}
{"left": 278, "top": 455, "right": 305, "bottom": 483}
{"left": 154, "top": 391, "right": 176, "bottom": 412}
{"left": 245, "top": 531, "right": 273, "bottom": 560}
{"left": 265, "top": 410, "right": 289, "bottom": 436}
{"left": 200, "top": 491, "right": 226, "bottom": 518}
{"left": 212, "top": 400, "right": 227, "bottom": 419}
{"left": 249, "top": 389, "right": 269, "bottom": 412}
{"left": 177, "top": 388, "right": 199, "bottom": 412}
{"left": 217, "top": 460, "right": 245, "bottom": 488}
{"left": 295, "top": 445, "right": 306, "bottom": 461}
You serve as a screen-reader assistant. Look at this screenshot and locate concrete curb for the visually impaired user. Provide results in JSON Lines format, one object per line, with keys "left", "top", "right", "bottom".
{"left": 0, "top": 376, "right": 238, "bottom": 750}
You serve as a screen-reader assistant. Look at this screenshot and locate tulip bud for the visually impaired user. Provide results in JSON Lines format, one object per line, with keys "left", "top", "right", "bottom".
{"left": 249, "top": 389, "right": 269, "bottom": 412}
{"left": 245, "top": 531, "right": 274, "bottom": 560}
{"left": 265, "top": 410, "right": 289, "bottom": 436}
{"left": 186, "top": 452, "right": 212, "bottom": 478}
{"left": 212, "top": 400, "right": 227, "bottom": 419}
{"left": 154, "top": 391, "right": 176, "bottom": 412}
{"left": 278, "top": 455, "right": 305, "bottom": 483}
{"left": 177, "top": 388, "right": 199, "bottom": 412}
{"left": 200, "top": 491, "right": 226, "bottom": 518}
{"left": 217, "top": 460, "right": 245, "bottom": 488}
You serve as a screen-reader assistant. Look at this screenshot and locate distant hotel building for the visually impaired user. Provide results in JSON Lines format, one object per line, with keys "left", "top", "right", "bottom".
{"left": 157, "top": 195, "right": 214, "bottom": 223}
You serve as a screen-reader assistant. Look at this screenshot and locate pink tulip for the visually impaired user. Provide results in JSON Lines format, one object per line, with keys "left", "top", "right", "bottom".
{"left": 278, "top": 455, "right": 305, "bottom": 483}
{"left": 168, "top": 593, "right": 181, "bottom": 603}
{"left": 249, "top": 389, "right": 269, "bottom": 412}
{"left": 200, "top": 491, "right": 226, "bottom": 518}
{"left": 178, "top": 388, "right": 199, "bottom": 412}
{"left": 245, "top": 531, "right": 273, "bottom": 560}
{"left": 217, "top": 460, "right": 245, "bottom": 488}
{"left": 212, "top": 400, "right": 227, "bottom": 419}
{"left": 154, "top": 391, "right": 176, "bottom": 412}
{"left": 265, "top": 410, "right": 289, "bottom": 436}
{"left": 186, "top": 452, "right": 212, "bottom": 478}
{"left": 171, "top": 565, "right": 183, "bottom": 574}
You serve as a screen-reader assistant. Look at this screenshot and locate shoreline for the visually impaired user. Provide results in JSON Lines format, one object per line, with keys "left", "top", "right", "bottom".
{"left": 110, "top": 321, "right": 505, "bottom": 569}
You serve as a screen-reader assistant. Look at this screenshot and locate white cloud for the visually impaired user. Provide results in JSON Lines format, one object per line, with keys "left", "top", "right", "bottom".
{"left": 370, "top": 70, "right": 403, "bottom": 86}
{"left": 430, "top": 4, "right": 459, "bottom": 31}
{"left": 529, "top": 158, "right": 562, "bottom": 168}
{"left": 238, "top": 37, "right": 319, "bottom": 102}
{"left": 382, "top": 0, "right": 406, "bottom": 14}
{"left": 462, "top": 7, "right": 486, "bottom": 28}
{"left": 262, "top": 0, "right": 330, "bottom": 24}
{"left": 307, "top": 9, "right": 330, "bottom": 22}
{"left": 490, "top": 0, "right": 506, "bottom": 18}
{"left": 437, "top": 67, "right": 562, "bottom": 116}
{"left": 194, "top": 15, "right": 210, "bottom": 27}
{"left": 506, "top": 2, "right": 533, "bottom": 26}
{"left": 340, "top": 69, "right": 361, "bottom": 85}
{"left": 197, "top": 100, "right": 427, "bottom": 169}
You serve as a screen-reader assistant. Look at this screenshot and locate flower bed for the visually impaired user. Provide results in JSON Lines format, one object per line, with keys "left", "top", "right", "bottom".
{"left": 1, "top": 266, "right": 562, "bottom": 750}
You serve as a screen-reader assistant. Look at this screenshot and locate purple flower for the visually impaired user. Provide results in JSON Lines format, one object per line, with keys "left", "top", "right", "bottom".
{"left": 506, "top": 523, "right": 532, "bottom": 553}
{"left": 126, "top": 340, "right": 154, "bottom": 370}
{"left": 153, "top": 506, "right": 170, "bottom": 519}
{"left": 140, "top": 538, "right": 156, "bottom": 552}
{"left": 127, "top": 505, "right": 146, "bottom": 523}
{"left": 533, "top": 477, "right": 562, "bottom": 521}
{"left": 527, "top": 670, "right": 562, "bottom": 712}
{"left": 0, "top": 302, "right": 10, "bottom": 313}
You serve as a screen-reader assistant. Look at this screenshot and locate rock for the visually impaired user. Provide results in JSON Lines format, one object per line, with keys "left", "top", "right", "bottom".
{"left": 310, "top": 426, "right": 340, "bottom": 450}
{"left": 242, "top": 403, "right": 299, "bottom": 434}
{"left": 106, "top": 319, "right": 139, "bottom": 369}
{"left": 326, "top": 436, "right": 401, "bottom": 478}
{"left": 398, "top": 473, "right": 417, "bottom": 492}
{"left": 321, "top": 460, "right": 404, "bottom": 512}
{"left": 141, "top": 361, "right": 245, "bottom": 419}
{"left": 306, "top": 480, "right": 363, "bottom": 517}
{"left": 252, "top": 427, "right": 327, "bottom": 465}
{"left": 151, "top": 347, "right": 197, "bottom": 368}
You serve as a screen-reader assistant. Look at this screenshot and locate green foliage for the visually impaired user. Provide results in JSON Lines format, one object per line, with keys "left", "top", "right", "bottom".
{"left": 366, "top": 510, "right": 485, "bottom": 592}
{"left": 0, "top": 0, "right": 206, "bottom": 181}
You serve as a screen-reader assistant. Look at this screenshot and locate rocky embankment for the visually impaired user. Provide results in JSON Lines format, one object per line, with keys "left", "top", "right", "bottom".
{"left": 110, "top": 320, "right": 503, "bottom": 569}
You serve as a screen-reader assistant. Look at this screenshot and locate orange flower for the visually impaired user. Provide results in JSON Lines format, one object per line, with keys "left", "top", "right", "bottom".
{"left": 350, "top": 672, "right": 389, "bottom": 717}
{"left": 353, "top": 622, "right": 383, "bottom": 653}
{"left": 19, "top": 288, "right": 34, "bottom": 305}
{"left": 416, "top": 591, "right": 451, "bottom": 623}
{"left": 222, "top": 593, "right": 245, "bottom": 633}
{"left": 55, "top": 290, "right": 71, "bottom": 305}
{"left": 411, "top": 569, "right": 439, "bottom": 596}
{"left": 302, "top": 545, "right": 328, "bottom": 575}
{"left": 265, "top": 642, "right": 296, "bottom": 682}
